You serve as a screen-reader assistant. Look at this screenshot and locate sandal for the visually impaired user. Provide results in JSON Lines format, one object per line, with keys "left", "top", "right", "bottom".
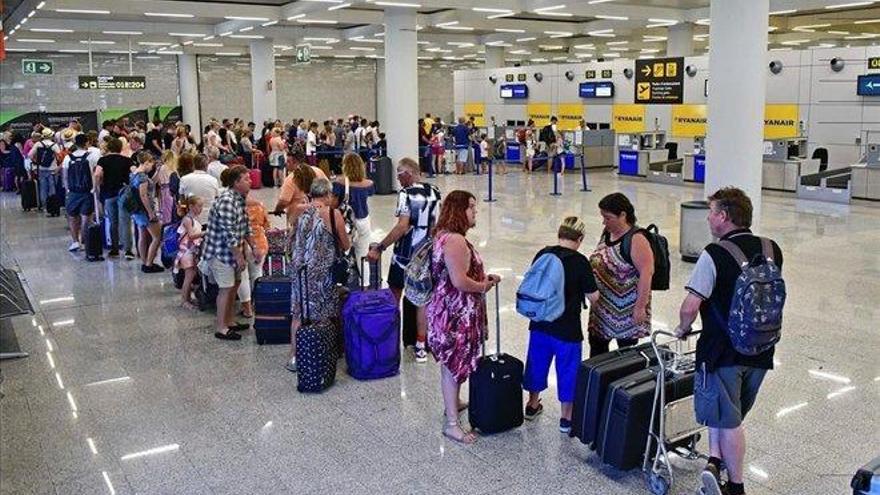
{"left": 181, "top": 301, "right": 198, "bottom": 311}
{"left": 442, "top": 421, "right": 477, "bottom": 445}
{"left": 442, "top": 401, "right": 469, "bottom": 417}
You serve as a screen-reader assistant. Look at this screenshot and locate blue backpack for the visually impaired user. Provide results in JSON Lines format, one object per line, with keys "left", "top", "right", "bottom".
{"left": 161, "top": 221, "right": 181, "bottom": 268}
{"left": 516, "top": 251, "right": 569, "bottom": 322}
{"left": 711, "top": 237, "right": 786, "bottom": 356}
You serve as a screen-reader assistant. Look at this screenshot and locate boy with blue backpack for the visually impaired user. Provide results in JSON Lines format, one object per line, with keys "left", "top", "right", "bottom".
{"left": 674, "top": 187, "right": 785, "bottom": 495}
{"left": 517, "top": 216, "right": 600, "bottom": 433}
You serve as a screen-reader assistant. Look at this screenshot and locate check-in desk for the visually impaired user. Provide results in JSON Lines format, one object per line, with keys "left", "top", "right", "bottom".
{"left": 851, "top": 165, "right": 880, "bottom": 201}
{"left": 798, "top": 166, "right": 853, "bottom": 204}
{"left": 762, "top": 158, "right": 820, "bottom": 192}
{"left": 683, "top": 153, "right": 706, "bottom": 183}
{"left": 647, "top": 159, "right": 684, "bottom": 184}
{"left": 617, "top": 131, "right": 668, "bottom": 177}
{"left": 580, "top": 129, "right": 616, "bottom": 169}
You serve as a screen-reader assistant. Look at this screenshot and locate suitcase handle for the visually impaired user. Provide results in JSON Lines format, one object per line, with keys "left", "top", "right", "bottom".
{"left": 360, "top": 255, "right": 381, "bottom": 290}
{"left": 297, "top": 265, "right": 311, "bottom": 324}
{"left": 482, "top": 283, "right": 502, "bottom": 358}
{"left": 267, "top": 254, "right": 286, "bottom": 277}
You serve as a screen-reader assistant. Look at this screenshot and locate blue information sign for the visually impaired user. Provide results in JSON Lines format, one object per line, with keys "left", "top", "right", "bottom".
{"left": 500, "top": 84, "right": 528, "bottom": 99}
{"left": 579, "top": 81, "right": 614, "bottom": 98}
{"left": 857, "top": 74, "right": 880, "bottom": 96}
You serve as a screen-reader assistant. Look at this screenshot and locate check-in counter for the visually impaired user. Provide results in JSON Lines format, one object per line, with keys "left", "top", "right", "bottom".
{"left": 580, "top": 129, "right": 616, "bottom": 169}
{"left": 798, "top": 166, "right": 853, "bottom": 204}
{"left": 683, "top": 153, "right": 706, "bottom": 183}
{"left": 647, "top": 159, "right": 684, "bottom": 184}
{"left": 762, "top": 158, "right": 820, "bottom": 192}
{"left": 851, "top": 164, "right": 880, "bottom": 201}
{"left": 617, "top": 131, "right": 668, "bottom": 177}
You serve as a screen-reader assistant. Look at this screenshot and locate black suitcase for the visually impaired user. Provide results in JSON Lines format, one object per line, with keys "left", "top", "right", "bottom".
{"left": 468, "top": 284, "right": 524, "bottom": 434}
{"left": 254, "top": 256, "right": 292, "bottom": 345}
{"left": 570, "top": 342, "right": 657, "bottom": 447}
{"left": 295, "top": 266, "right": 337, "bottom": 393}
{"left": 21, "top": 179, "right": 38, "bottom": 211}
{"left": 261, "top": 161, "right": 274, "bottom": 188}
{"left": 85, "top": 222, "right": 104, "bottom": 261}
{"left": 196, "top": 272, "right": 219, "bottom": 311}
{"left": 46, "top": 194, "right": 62, "bottom": 217}
{"left": 368, "top": 156, "right": 395, "bottom": 195}
{"left": 596, "top": 366, "right": 695, "bottom": 471}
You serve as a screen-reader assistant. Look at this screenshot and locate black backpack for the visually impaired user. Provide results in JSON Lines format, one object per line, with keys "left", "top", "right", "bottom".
{"left": 539, "top": 125, "right": 553, "bottom": 145}
{"left": 619, "top": 224, "right": 671, "bottom": 291}
{"left": 35, "top": 143, "right": 57, "bottom": 169}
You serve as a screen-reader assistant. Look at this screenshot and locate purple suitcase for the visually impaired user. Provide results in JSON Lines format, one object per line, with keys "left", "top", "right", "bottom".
{"left": 1, "top": 167, "right": 15, "bottom": 191}
{"left": 341, "top": 258, "right": 400, "bottom": 380}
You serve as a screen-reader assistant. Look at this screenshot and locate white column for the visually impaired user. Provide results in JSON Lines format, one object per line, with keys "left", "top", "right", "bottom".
{"left": 705, "top": 0, "right": 769, "bottom": 220}
{"left": 667, "top": 23, "right": 694, "bottom": 57}
{"left": 177, "top": 54, "right": 201, "bottom": 135}
{"left": 249, "top": 39, "right": 277, "bottom": 126}
{"left": 376, "top": 60, "right": 386, "bottom": 125}
{"left": 485, "top": 46, "right": 505, "bottom": 69}
{"left": 384, "top": 7, "right": 418, "bottom": 164}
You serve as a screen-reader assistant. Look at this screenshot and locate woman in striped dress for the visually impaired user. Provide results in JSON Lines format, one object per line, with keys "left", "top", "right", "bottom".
{"left": 587, "top": 193, "right": 654, "bottom": 358}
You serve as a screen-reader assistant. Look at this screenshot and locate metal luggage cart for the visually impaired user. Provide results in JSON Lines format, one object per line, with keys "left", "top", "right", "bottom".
{"left": 643, "top": 330, "right": 706, "bottom": 495}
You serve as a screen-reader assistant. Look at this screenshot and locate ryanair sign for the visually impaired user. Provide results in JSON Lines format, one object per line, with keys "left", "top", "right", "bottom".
{"left": 612, "top": 104, "right": 646, "bottom": 133}
{"left": 463, "top": 102, "right": 485, "bottom": 126}
{"left": 671, "top": 105, "right": 707, "bottom": 137}
{"left": 527, "top": 103, "right": 553, "bottom": 127}
{"left": 556, "top": 103, "right": 584, "bottom": 131}
{"left": 763, "top": 104, "right": 799, "bottom": 139}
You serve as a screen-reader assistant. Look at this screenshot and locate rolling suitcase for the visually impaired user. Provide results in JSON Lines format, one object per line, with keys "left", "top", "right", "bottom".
{"left": 195, "top": 271, "right": 219, "bottom": 311}
{"left": 570, "top": 342, "right": 657, "bottom": 447}
{"left": 853, "top": 456, "right": 880, "bottom": 494}
{"left": 342, "top": 258, "right": 400, "bottom": 380}
{"left": 368, "top": 156, "right": 395, "bottom": 195}
{"left": 596, "top": 366, "right": 695, "bottom": 471}
{"left": 21, "top": 178, "right": 38, "bottom": 211}
{"left": 85, "top": 197, "right": 104, "bottom": 262}
{"left": 46, "top": 194, "right": 62, "bottom": 217}
{"left": 254, "top": 256, "right": 292, "bottom": 345}
{"left": 248, "top": 167, "right": 262, "bottom": 190}
{"left": 1, "top": 167, "right": 14, "bottom": 192}
{"left": 295, "top": 266, "right": 338, "bottom": 393}
{"left": 468, "top": 284, "right": 524, "bottom": 434}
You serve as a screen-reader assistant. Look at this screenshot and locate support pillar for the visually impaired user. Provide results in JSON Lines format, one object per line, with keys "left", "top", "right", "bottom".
{"left": 177, "top": 53, "right": 201, "bottom": 136}
{"left": 705, "top": 0, "right": 769, "bottom": 221}
{"left": 249, "top": 39, "right": 277, "bottom": 127}
{"left": 485, "top": 46, "right": 505, "bottom": 69}
{"left": 667, "top": 23, "right": 694, "bottom": 57}
{"left": 383, "top": 7, "right": 418, "bottom": 164}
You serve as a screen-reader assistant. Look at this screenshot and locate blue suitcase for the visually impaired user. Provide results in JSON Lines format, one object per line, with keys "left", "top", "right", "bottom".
{"left": 853, "top": 456, "right": 880, "bottom": 494}
{"left": 254, "top": 256, "right": 292, "bottom": 345}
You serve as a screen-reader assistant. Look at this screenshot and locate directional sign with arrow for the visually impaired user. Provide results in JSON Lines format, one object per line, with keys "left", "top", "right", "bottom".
{"left": 857, "top": 74, "right": 880, "bottom": 96}
{"left": 22, "top": 59, "right": 53, "bottom": 75}
{"left": 634, "top": 56, "right": 684, "bottom": 104}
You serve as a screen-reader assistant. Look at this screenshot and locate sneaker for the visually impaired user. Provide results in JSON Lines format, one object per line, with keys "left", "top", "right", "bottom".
{"left": 559, "top": 418, "right": 572, "bottom": 434}
{"left": 285, "top": 358, "right": 297, "bottom": 373}
{"left": 108, "top": 250, "right": 120, "bottom": 258}
{"left": 524, "top": 401, "right": 543, "bottom": 420}
{"left": 68, "top": 241, "right": 80, "bottom": 252}
{"left": 414, "top": 345, "right": 428, "bottom": 363}
{"left": 214, "top": 330, "right": 242, "bottom": 341}
{"left": 701, "top": 465, "right": 724, "bottom": 495}
{"left": 124, "top": 251, "right": 136, "bottom": 260}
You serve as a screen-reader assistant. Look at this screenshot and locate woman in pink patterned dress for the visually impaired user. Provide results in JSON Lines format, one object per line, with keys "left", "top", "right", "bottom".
{"left": 426, "top": 190, "right": 501, "bottom": 445}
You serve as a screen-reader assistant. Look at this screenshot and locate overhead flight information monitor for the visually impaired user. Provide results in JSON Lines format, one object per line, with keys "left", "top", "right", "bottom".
{"left": 579, "top": 81, "right": 615, "bottom": 98}
{"left": 500, "top": 84, "right": 528, "bottom": 99}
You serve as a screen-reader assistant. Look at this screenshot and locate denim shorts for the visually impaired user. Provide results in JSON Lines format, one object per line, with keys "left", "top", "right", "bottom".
{"left": 65, "top": 192, "right": 94, "bottom": 217}
{"left": 694, "top": 364, "right": 767, "bottom": 429}
{"left": 456, "top": 148, "right": 469, "bottom": 163}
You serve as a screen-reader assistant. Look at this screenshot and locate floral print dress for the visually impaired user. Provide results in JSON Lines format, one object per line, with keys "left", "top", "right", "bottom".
{"left": 290, "top": 205, "right": 338, "bottom": 323}
{"left": 426, "top": 231, "right": 488, "bottom": 384}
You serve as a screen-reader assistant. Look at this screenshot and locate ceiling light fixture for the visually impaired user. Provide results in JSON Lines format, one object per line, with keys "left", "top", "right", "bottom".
{"left": 516, "top": 36, "right": 537, "bottom": 42}
{"left": 854, "top": 18, "right": 880, "bottom": 24}
{"left": 193, "top": 42, "right": 223, "bottom": 47}
{"left": 374, "top": 1, "right": 422, "bottom": 6}
{"left": 350, "top": 46, "right": 376, "bottom": 51}
{"left": 168, "top": 33, "right": 204, "bottom": 37}
{"left": 328, "top": 2, "right": 352, "bottom": 10}
{"left": 31, "top": 28, "right": 74, "bottom": 33}
{"left": 5, "top": 48, "right": 38, "bottom": 52}
{"left": 825, "top": 1, "right": 874, "bottom": 9}
{"left": 262, "top": 20, "right": 278, "bottom": 26}
{"left": 828, "top": 30, "right": 850, "bottom": 35}
{"left": 138, "top": 42, "right": 171, "bottom": 46}
{"left": 296, "top": 19, "right": 338, "bottom": 24}
{"left": 55, "top": 8, "right": 110, "bottom": 14}
{"left": 494, "top": 28, "right": 525, "bottom": 33}
{"left": 239, "top": 26, "right": 254, "bottom": 32}
{"left": 595, "top": 15, "right": 628, "bottom": 20}
{"left": 309, "top": 45, "right": 333, "bottom": 50}
{"left": 144, "top": 12, "right": 194, "bottom": 18}
{"left": 588, "top": 0, "right": 616, "bottom": 3}
{"left": 287, "top": 14, "right": 306, "bottom": 20}
{"left": 17, "top": 38, "right": 55, "bottom": 43}
{"left": 473, "top": 7, "right": 513, "bottom": 13}
{"left": 545, "top": 31, "right": 573, "bottom": 38}
{"left": 215, "top": 52, "right": 242, "bottom": 56}
{"left": 606, "top": 40, "right": 628, "bottom": 45}
{"left": 588, "top": 29, "right": 615, "bottom": 37}
{"left": 80, "top": 40, "right": 115, "bottom": 44}
{"left": 769, "top": 9, "right": 797, "bottom": 15}
{"left": 229, "top": 34, "right": 265, "bottom": 39}
{"left": 487, "top": 12, "right": 516, "bottom": 19}
{"left": 224, "top": 16, "right": 270, "bottom": 21}
{"left": 36, "top": 1, "right": 46, "bottom": 8}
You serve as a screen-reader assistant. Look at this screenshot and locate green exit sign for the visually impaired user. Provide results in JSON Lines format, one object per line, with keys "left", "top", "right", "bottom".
{"left": 295, "top": 45, "right": 311, "bottom": 64}
{"left": 22, "top": 59, "right": 54, "bottom": 75}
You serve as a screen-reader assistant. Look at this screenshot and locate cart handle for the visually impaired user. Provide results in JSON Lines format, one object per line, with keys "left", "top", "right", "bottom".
{"left": 650, "top": 329, "right": 701, "bottom": 374}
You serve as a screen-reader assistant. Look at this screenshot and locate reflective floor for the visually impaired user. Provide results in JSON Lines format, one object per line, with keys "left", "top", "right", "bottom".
{"left": 1, "top": 169, "right": 877, "bottom": 495}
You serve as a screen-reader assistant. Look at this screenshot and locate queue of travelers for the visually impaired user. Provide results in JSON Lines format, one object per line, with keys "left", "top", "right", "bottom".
{"left": 0, "top": 113, "right": 779, "bottom": 495}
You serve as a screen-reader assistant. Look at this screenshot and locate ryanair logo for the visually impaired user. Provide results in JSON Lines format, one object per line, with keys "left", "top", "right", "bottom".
{"left": 675, "top": 117, "right": 706, "bottom": 124}
{"left": 616, "top": 115, "right": 643, "bottom": 122}
{"left": 764, "top": 119, "right": 795, "bottom": 126}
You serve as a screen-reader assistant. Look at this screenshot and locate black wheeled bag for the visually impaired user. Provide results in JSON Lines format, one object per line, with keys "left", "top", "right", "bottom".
{"left": 570, "top": 342, "right": 657, "bottom": 447}
{"left": 468, "top": 284, "right": 524, "bottom": 434}
{"left": 596, "top": 366, "right": 694, "bottom": 471}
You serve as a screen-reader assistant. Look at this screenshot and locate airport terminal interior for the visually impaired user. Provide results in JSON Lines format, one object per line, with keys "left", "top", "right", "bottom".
{"left": 1, "top": 0, "right": 879, "bottom": 494}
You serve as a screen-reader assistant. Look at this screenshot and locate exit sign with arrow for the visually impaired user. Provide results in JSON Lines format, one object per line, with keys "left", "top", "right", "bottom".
{"left": 22, "top": 59, "right": 54, "bottom": 75}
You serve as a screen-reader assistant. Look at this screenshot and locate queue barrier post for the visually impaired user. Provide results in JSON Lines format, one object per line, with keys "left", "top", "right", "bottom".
{"left": 549, "top": 155, "right": 562, "bottom": 197}
{"left": 484, "top": 158, "right": 497, "bottom": 203}
{"left": 579, "top": 153, "right": 591, "bottom": 192}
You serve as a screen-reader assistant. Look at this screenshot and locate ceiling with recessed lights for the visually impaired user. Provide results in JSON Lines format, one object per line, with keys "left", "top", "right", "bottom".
{"left": 3, "top": 0, "right": 880, "bottom": 65}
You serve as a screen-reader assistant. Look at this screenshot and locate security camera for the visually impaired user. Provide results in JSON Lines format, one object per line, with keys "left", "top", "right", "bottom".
{"left": 488, "top": 75, "right": 498, "bottom": 84}
{"left": 830, "top": 57, "right": 845, "bottom": 72}
{"left": 565, "top": 70, "right": 575, "bottom": 81}
{"left": 685, "top": 65, "right": 698, "bottom": 77}
{"left": 623, "top": 67, "right": 633, "bottom": 79}
{"left": 534, "top": 72, "right": 543, "bottom": 82}
{"left": 768, "top": 60, "right": 783, "bottom": 75}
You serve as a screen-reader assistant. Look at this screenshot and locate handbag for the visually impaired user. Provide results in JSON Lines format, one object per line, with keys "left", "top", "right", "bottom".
{"left": 339, "top": 177, "right": 356, "bottom": 239}
{"left": 328, "top": 206, "right": 359, "bottom": 290}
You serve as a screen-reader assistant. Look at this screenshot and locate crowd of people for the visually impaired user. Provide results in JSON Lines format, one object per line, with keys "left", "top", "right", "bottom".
{"left": 0, "top": 112, "right": 780, "bottom": 495}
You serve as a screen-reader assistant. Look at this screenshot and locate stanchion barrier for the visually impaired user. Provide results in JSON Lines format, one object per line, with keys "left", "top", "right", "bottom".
{"left": 549, "top": 155, "right": 562, "bottom": 197}
{"left": 579, "top": 153, "right": 591, "bottom": 192}
{"left": 484, "top": 158, "right": 497, "bottom": 203}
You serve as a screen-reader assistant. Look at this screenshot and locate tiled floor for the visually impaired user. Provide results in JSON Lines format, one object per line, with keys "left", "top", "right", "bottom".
{"left": 1, "top": 169, "right": 877, "bottom": 495}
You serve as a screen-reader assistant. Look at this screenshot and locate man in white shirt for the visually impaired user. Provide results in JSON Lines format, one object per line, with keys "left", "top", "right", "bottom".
{"left": 28, "top": 127, "right": 62, "bottom": 212}
{"left": 180, "top": 154, "right": 221, "bottom": 224}
{"left": 205, "top": 146, "right": 228, "bottom": 182}
{"left": 306, "top": 122, "right": 319, "bottom": 166}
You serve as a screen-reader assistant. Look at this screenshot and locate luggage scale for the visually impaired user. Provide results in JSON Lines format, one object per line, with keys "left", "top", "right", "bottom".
{"left": 643, "top": 330, "right": 707, "bottom": 495}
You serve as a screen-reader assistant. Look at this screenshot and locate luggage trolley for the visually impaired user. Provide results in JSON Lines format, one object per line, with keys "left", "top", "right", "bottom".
{"left": 643, "top": 330, "right": 706, "bottom": 495}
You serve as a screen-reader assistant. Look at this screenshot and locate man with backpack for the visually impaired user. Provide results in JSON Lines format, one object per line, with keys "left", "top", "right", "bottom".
{"left": 61, "top": 134, "right": 99, "bottom": 252}
{"left": 518, "top": 217, "right": 599, "bottom": 433}
{"left": 674, "top": 187, "right": 785, "bottom": 495}
{"left": 28, "top": 127, "right": 62, "bottom": 215}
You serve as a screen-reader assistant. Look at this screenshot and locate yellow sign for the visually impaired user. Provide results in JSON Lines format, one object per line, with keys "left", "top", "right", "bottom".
{"left": 612, "top": 104, "right": 646, "bottom": 133}
{"left": 527, "top": 103, "right": 552, "bottom": 127}
{"left": 636, "top": 82, "right": 651, "bottom": 101}
{"left": 763, "top": 104, "right": 799, "bottom": 139}
{"left": 556, "top": 103, "right": 583, "bottom": 131}
{"left": 463, "top": 102, "right": 485, "bottom": 127}
{"left": 671, "top": 104, "right": 707, "bottom": 137}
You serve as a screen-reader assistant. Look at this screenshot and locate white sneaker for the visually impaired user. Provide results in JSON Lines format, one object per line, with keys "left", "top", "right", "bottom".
{"left": 414, "top": 346, "right": 428, "bottom": 363}
{"left": 68, "top": 241, "right": 80, "bottom": 252}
